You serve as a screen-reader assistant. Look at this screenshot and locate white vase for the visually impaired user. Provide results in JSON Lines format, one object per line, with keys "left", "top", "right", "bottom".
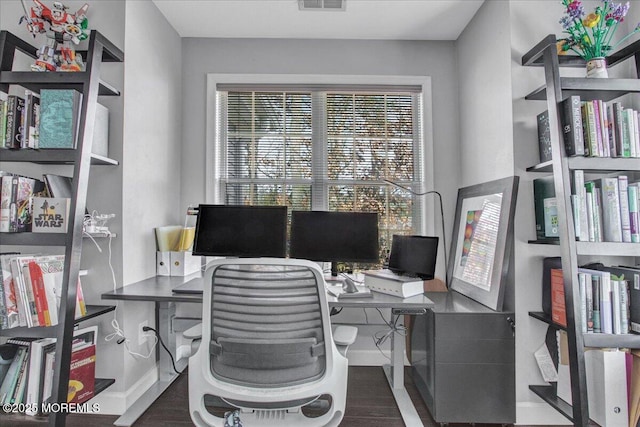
{"left": 586, "top": 57, "right": 608, "bottom": 78}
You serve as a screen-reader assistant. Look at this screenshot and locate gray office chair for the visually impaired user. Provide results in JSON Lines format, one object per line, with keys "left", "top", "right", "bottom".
{"left": 186, "top": 258, "right": 357, "bottom": 427}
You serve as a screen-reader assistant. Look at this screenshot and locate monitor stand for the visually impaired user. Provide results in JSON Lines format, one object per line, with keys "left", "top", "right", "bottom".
{"left": 325, "top": 261, "right": 343, "bottom": 284}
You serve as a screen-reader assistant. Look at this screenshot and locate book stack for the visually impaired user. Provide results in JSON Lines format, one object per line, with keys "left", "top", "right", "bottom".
{"left": 0, "top": 326, "right": 96, "bottom": 415}
{"left": 0, "top": 253, "right": 87, "bottom": 330}
{"left": 362, "top": 269, "right": 424, "bottom": 298}
{"left": 0, "top": 172, "right": 75, "bottom": 234}
{"left": 0, "top": 90, "right": 109, "bottom": 155}
{"left": 570, "top": 172, "right": 640, "bottom": 242}
{"left": 544, "top": 95, "right": 640, "bottom": 159}
{"left": 550, "top": 265, "right": 639, "bottom": 335}
{"left": 0, "top": 172, "right": 47, "bottom": 233}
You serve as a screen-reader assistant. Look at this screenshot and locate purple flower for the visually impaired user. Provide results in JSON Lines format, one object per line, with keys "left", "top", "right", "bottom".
{"left": 560, "top": 16, "right": 574, "bottom": 29}
{"left": 566, "top": 0, "right": 585, "bottom": 19}
{"left": 608, "top": 1, "right": 630, "bottom": 22}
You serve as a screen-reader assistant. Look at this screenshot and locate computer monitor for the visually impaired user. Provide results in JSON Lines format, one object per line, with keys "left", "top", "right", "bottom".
{"left": 387, "top": 234, "right": 438, "bottom": 280}
{"left": 289, "top": 211, "right": 379, "bottom": 276}
{"left": 192, "top": 205, "right": 287, "bottom": 257}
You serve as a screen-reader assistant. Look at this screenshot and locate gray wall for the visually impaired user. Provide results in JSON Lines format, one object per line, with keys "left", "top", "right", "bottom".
{"left": 180, "top": 37, "right": 460, "bottom": 235}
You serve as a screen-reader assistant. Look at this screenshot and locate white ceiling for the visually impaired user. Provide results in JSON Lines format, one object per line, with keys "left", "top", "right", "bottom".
{"left": 152, "top": 0, "right": 484, "bottom": 41}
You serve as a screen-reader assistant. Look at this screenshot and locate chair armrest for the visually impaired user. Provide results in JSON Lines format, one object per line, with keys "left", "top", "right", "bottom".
{"left": 183, "top": 323, "right": 202, "bottom": 340}
{"left": 333, "top": 325, "right": 357, "bottom": 347}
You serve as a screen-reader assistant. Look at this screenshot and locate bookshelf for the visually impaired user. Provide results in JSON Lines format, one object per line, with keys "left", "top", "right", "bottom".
{"left": 522, "top": 34, "right": 640, "bottom": 426}
{"left": 0, "top": 30, "right": 123, "bottom": 426}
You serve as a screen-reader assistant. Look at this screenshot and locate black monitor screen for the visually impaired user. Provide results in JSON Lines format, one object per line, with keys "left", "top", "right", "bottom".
{"left": 290, "top": 211, "right": 379, "bottom": 267}
{"left": 388, "top": 234, "right": 438, "bottom": 280}
{"left": 192, "top": 205, "right": 287, "bottom": 257}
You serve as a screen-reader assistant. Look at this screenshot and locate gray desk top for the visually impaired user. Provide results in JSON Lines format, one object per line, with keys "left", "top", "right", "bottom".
{"left": 102, "top": 274, "right": 434, "bottom": 309}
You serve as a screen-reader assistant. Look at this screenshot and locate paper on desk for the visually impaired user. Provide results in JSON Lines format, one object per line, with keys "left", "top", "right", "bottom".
{"left": 326, "top": 284, "right": 372, "bottom": 299}
{"left": 534, "top": 341, "right": 558, "bottom": 382}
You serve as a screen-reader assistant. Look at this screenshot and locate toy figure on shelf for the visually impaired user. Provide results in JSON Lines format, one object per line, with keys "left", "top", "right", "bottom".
{"left": 19, "top": 0, "right": 90, "bottom": 72}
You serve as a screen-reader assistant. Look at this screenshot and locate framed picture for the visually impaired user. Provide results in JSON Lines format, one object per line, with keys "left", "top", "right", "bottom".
{"left": 447, "top": 176, "right": 519, "bottom": 311}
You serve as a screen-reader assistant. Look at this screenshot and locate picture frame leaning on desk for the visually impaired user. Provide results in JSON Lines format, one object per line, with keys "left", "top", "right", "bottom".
{"left": 447, "top": 176, "right": 519, "bottom": 311}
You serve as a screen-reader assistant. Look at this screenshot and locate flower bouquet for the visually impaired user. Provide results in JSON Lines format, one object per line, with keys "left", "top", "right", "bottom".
{"left": 558, "top": 0, "right": 640, "bottom": 77}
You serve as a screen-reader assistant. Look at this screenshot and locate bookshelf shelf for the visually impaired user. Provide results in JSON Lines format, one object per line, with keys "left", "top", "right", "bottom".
{"left": 0, "top": 305, "right": 116, "bottom": 338}
{"left": 0, "top": 71, "right": 120, "bottom": 96}
{"left": 528, "top": 238, "right": 560, "bottom": 245}
{"left": 0, "top": 232, "right": 67, "bottom": 246}
{"left": 575, "top": 242, "right": 640, "bottom": 256}
{"left": 527, "top": 158, "right": 640, "bottom": 173}
{"left": 0, "top": 149, "right": 119, "bottom": 165}
{"left": 95, "top": 378, "right": 116, "bottom": 396}
{"left": 529, "top": 312, "right": 640, "bottom": 348}
{"left": 529, "top": 385, "right": 573, "bottom": 423}
{"left": 525, "top": 78, "right": 640, "bottom": 101}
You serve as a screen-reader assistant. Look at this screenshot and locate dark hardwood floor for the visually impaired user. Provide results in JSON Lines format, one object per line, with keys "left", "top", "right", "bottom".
{"left": 4, "top": 366, "right": 531, "bottom": 426}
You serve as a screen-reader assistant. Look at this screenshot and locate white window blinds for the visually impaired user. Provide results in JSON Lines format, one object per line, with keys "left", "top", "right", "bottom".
{"left": 217, "top": 87, "right": 424, "bottom": 264}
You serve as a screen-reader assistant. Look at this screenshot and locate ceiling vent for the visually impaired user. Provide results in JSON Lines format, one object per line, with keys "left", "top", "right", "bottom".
{"left": 298, "top": 0, "right": 346, "bottom": 11}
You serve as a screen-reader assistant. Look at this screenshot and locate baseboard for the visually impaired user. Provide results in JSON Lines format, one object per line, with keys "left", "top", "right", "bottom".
{"left": 89, "top": 368, "right": 159, "bottom": 415}
{"left": 516, "top": 402, "right": 572, "bottom": 425}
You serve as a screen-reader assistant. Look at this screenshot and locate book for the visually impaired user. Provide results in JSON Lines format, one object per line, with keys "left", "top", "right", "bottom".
{"left": 551, "top": 268, "right": 566, "bottom": 327}
{"left": 0, "top": 254, "right": 19, "bottom": 329}
{"left": 543, "top": 197, "right": 559, "bottom": 238}
{"left": 363, "top": 269, "right": 424, "bottom": 298}
{"left": 572, "top": 170, "right": 589, "bottom": 241}
{"left": 0, "top": 345, "right": 27, "bottom": 404}
{"left": 537, "top": 110, "right": 552, "bottom": 162}
{"left": 0, "top": 174, "right": 13, "bottom": 232}
{"left": 38, "top": 89, "right": 82, "bottom": 149}
{"left": 25, "top": 338, "right": 55, "bottom": 415}
{"left": 612, "top": 102, "right": 625, "bottom": 157}
{"left": 27, "top": 261, "right": 50, "bottom": 326}
{"left": 618, "top": 176, "right": 631, "bottom": 242}
{"left": 561, "top": 96, "right": 584, "bottom": 156}
{"left": 533, "top": 176, "right": 556, "bottom": 240}
{"left": 592, "top": 274, "right": 602, "bottom": 333}
{"left": 67, "top": 326, "right": 97, "bottom": 404}
{"left": 598, "top": 177, "right": 623, "bottom": 242}
{"left": 31, "top": 197, "right": 70, "bottom": 233}
{"left": 22, "top": 90, "right": 40, "bottom": 149}
{"left": 0, "top": 344, "right": 18, "bottom": 385}
{"left": 583, "top": 100, "right": 599, "bottom": 156}
{"left": 629, "top": 183, "right": 639, "bottom": 242}
{"left": 4, "top": 95, "right": 25, "bottom": 149}
{"left": 597, "top": 266, "right": 639, "bottom": 335}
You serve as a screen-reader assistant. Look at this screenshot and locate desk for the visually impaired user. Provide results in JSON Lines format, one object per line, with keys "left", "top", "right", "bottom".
{"left": 102, "top": 274, "right": 434, "bottom": 427}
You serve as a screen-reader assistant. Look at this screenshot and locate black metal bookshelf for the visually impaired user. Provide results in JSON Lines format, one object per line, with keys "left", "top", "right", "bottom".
{"left": 522, "top": 34, "right": 640, "bottom": 426}
{"left": 0, "top": 30, "right": 123, "bottom": 427}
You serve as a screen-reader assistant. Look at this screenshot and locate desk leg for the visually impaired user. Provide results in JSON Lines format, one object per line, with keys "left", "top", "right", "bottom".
{"left": 114, "top": 301, "right": 188, "bottom": 426}
{"left": 383, "top": 313, "right": 424, "bottom": 427}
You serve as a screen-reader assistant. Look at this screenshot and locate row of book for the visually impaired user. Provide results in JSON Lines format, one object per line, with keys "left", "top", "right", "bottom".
{"left": 571, "top": 172, "right": 639, "bottom": 243}
{"left": 550, "top": 265, "right": 639, "bottom": 335}
{"left": 533, "top": 173, "right": 640, "bottom": 243}
{"left": 0, "top": 326, "right": 97, "bottom": 415}
{"left": 0, "top": 89, "right": 82, "bottom": 150}
{"left": 0, "top": 253, "right": 87, "bottom": 330}
{"left": 537, "top": 96, "right": 640, "bottom": 161}
{"left": 0, "top": 172, "right": 72, "bottom": 233}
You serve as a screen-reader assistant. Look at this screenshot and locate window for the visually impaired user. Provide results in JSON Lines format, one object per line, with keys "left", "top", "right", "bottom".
{"left": 215, "top": 84, "right": 425, "bottom": 265}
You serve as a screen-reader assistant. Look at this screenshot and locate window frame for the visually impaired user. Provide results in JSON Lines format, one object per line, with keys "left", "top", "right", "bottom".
{"left": 206, "top": 74, "right": 435, "bottom": 236}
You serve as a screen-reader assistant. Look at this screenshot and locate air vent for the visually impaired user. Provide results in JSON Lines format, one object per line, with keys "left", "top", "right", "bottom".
{"left": 298, "top": 0, "right": 346, "bottom": 11}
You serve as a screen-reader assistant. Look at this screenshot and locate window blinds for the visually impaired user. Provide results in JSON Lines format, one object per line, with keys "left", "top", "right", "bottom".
{"left": 218, "top": 86, "right": 423, "bottom": 262}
